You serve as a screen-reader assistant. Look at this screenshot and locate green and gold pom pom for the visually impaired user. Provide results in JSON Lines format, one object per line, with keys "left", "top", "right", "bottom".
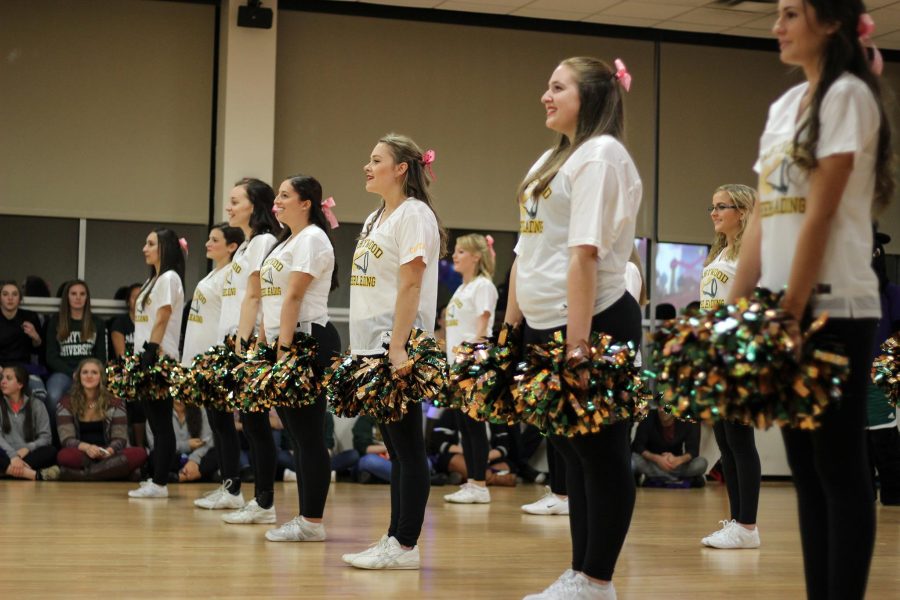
{"left": 647, "top": 289, "right": 849, "bottom": 429}
{"left": 323, "top": 328, "right": 447, "bottom": 423}
{"left": 106, "top": 351, "right": 184, "bottom": 402}
{"left": 513, "top": 330, "right": 648, "bottom": 437}
{"left": 247, "top": 332, "right": 320, "bottom": 411}
{"left": 873, "top": 334, "right": 899, "bottom": 408}
{"left": 444, "top": 322, "right": 522, "bottom": 425}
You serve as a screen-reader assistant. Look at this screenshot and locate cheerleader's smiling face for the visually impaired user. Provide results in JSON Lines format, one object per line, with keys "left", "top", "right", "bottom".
{"left": 226, "top": 185, "right": 254, "bottom": 229}
{"left": 542, "top": 64, "right": 581, "bottom": 140}
{"left": 274, "top": 179, "right": 310, "bottom": 226}
{"left": 364, "top": 143, "right": 407, "bottom": 197}
{"left": 452, "top": 244, "right": 481, "bottom": 279}
{"left": 773, "top": 0, "right": 838, "bottom": 71}
{"left": 709, "top": 191, "right": 742, "bottom": 239}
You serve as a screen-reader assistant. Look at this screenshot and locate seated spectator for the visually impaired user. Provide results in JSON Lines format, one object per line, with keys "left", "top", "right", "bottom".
{"left": 147, "top": 398, "right": 216, "bottom": 483}
{"left": 0, "top": 365, "right": 56, "bottom": 480}
{"left": 353, "top": 415, "right": 391, "bottom": 484}
{"left": 324, "top": 412, "right": 359, "bottom": 480}
{"left": 53, "top": 358, "right": 147, "bottom": 481}
{"left": 632, "top": 407, "right": 708, "bottom": 487}
{"left": 44, "top": 280, "right": 107, "bottom": 428}
{"left": 511, "top": 424, "right": 549, "bottom": 484}
{"left": 109, "top": 283, "right": 141, "bottom": 359}
{"left": 0, "top": 281, "right": 46, "bottom": 393}
{"left": 429, "top": 410, "right": 517, "bottom": 487}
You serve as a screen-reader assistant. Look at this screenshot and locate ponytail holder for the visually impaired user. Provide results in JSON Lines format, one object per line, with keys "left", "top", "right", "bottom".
{"left": 420, "top": 149, "right": 437, "bottom": 180}
{"left": 321, "top": 196, "right": 339, "bottom": 229}
{"left": 485, "top": 234, "right": 496, "bottom": 260}
{"left": 858, "top": 14, "right": 883, "bottom": 76}
{"left": 613, "top": 58, "right": 632, "bottom": 92}
{"left": 178, "top": 237, "right": 189, "bottom": 256}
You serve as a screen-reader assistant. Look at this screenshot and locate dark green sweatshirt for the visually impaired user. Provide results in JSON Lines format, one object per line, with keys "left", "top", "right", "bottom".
{"left": 44, "top": 315, "right": 107, "bottom": 375}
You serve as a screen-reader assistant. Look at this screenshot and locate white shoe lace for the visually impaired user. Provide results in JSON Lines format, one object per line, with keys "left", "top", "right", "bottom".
{"left": 200, "top": 484, "right": 226, "bottom": 500}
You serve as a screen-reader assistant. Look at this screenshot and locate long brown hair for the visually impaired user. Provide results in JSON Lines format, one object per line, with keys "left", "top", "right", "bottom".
{"left": 792, "top": 0, "right": 893, "bottom": 215}
{"left": 1, "top": 365, "right": 35, "bottom": 440}
{"left": 68, "top": 358, "right": 115, "bottom": 418}
{"left": 56, "top": 280, "right": 95, "bottom": 342}
{"left": 517, "top": 57, "right": 625, "bottom": 204}
{"left": 704, "top": 184, "right": 757, "bottom": 266}
{"left": 360, "top": 133, "right": 448, "bottom": 256}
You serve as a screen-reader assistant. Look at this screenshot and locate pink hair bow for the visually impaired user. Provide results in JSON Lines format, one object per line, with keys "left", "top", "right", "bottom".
{"left": 321, "top": 197, "right": 339, "bottom": 229}
{"left": 178, "top": 237, "right": 189, "bottom": 256}
{"left": 485, "top": 234, "right": 496, "bottom": 260}
{"left": 421, "top": 149, "right": 436, "bottom": 180}
{"left": 614, "top": 58, "right": 632, "bottom": 92}
{"left": 858, "top": 14, "right": 883, "bottom": 76}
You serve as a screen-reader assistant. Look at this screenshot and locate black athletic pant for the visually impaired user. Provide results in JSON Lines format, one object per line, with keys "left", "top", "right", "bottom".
{"left": 380, "top": 401, "right": 430, "bottom": 548}
{"left": 143, "top": 396, "right": 175, "bottom": 487}
{"left": 523, "top": 292, "right": 642, "bottom": 581}
{"left": 206, "top": 407, "right": 242, "bottom": 491}
{"left": 781, "top": 318, "right": 877, "bottom": 600}
{"left": 547, "top": 437, "right": 568, "bottom": 496}
{"left": 713, "top": 419, "right": 761, "bottom": 524}
{"left": 273, "top": 322, "right": 341, "bottom": 519}
{"left": 0, "top": 444, "right": 57, "bottom": 472}
{"left": 456, "top": 409, "right": 489, "bottom": 481}
{"left": 867, "top": 425, "right": 900, "bottom": 505}
{"left": 241, "top": 410, "right": 276, "bottom": 509}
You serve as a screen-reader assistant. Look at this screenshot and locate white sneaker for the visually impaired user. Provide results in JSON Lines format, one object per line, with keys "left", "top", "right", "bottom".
{"left": 283, "top": 469, "right": 298, "bottom": 482}
{"left": 222, "top": 499, "right": 276, "bottom": 524}
{"left": 701, "top": 519, "right": 735, "bottom": 546}
{"left": 521, "top": 487, "right": 569, "bottom": 515}
{"left": 194, "top": 483, "right": 246, "bottom": 510}
{"left": 266, "top": 516, "right": 326, "bottom": 542}
{"left": 444, "top": 483, "right": 491, "bottom": 504}
{"left": 571, "top": 576, "right": 617, "bottom": 600}
{"left": 342, "top": 535, "right": 389, "bottom": 565}
{"left": 704, "top": 520, "right": 760, "bottom": 549}
{"left": 350, "top": 535, "right": 420, "bottom": 570}
{"left": 128, "top": 481, "right": 168, "bottom": 498}
{"left": 522, "top": 570, "right": 584, "bottom": 599}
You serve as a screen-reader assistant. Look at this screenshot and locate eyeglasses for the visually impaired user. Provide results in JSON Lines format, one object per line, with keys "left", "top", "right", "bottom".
{"left": 707, "top": 204, "right": 737, "bottom": 213}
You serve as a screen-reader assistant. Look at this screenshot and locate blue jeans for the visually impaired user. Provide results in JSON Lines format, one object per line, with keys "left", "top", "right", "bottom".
{"left": 45, "top": 373, "right": 72, "bottom": 421}
{"left": 358, "top": 453, "right": 392, "bottom": 482}
{"left": 332, "top": 449, "right": 360, "bottom": 473}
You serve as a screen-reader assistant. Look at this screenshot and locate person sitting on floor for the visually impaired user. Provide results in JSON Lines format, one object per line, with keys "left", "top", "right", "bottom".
{"left": 147, "top": 398, "right": 216, "bottom": 483}
{"left": 429, "top": 409, "right": 517, "bottom": 487}
{"left": 54, "top": 358, "right": 147, "bottom": 481}
{"left": 0, "top": 364, "right": 56, "bottom": 480}
{"left": 631, "top": 406, "right": 708, "bottom": 487}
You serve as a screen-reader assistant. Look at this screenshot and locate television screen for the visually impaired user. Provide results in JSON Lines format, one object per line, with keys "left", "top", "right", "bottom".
{"left": 652, "top": 242, "right": 709, "bottom": 311}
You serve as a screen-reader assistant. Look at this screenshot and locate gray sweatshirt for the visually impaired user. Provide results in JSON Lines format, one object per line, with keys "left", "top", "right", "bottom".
{"left": 0, "top": 396, "right": 52, "bottom": 458}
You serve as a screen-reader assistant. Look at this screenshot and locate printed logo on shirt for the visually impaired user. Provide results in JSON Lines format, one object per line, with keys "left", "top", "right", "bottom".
{"left": 759, "top": 197, "right": 805, "bottom": 218}
{"left": 59, "top": 332, "right": 96, "bottom": 357}
{"left": 259, "top": 262, "right": 282, "bottom": 297}
{"left": 188, "top": 291, "right": 205, "bottom": 323}
{"left": 519, "top": 199, "right": 544, "bottom": 234}
{"left": 222, "top": 267, "right": 237, "bottom": 297}
{"left": 350, "top": 239, "right": 379, "bottom": 287}
{"left": 445, "top": 299, "right": 461, "bottom": 328}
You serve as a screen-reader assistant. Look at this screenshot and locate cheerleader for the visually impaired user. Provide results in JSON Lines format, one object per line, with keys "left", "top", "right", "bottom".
{"left": 127, "top": 228, "right": 185, "bottom": 498}
{"left": 260, "top": 174, "right": 341, "bottom": 542}
{"left": 442, "top": 233, "right": 499, "bottom": 504}
{"left": 698, "top": 184, "right": 762, "bottom": 549}
{"left": 181, "top": 224, "right": 243, "bottom": 487}
{"left": 211, "top": 178, "right": 280, "bottom": 520}
{"left": 340, "top": 133, "right": 445, "bottom": 570}
{"left": 511, "top": 57, "right": 642, "bottom": 600}
{"left": 730, "top": 3, "right": 892, "bottom": 597}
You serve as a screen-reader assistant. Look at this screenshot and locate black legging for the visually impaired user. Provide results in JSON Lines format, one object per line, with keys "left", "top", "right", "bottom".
{"left": 273, "top": 322, "right": 342, "bottom": 519}
{"left": 455, "top": 410, "right": 489, "bottom": 481}
{"left": 240, "top": 410, "right": 276, "bottom": 508}
{"left": 523, "top": 292, "right": 642, "bottom": 581}
{"left": 206, "top": 407, "right": 242, "bottom": 490}
{"left": 547, "top": 438, "right": 568, "bottom": 496}
{"left": 712, "top": 419, "right": 761, "bottom": 524}
{"left": 143, "top": 397, "right": 175, "bottom": 487}
{"left": 781, "top": 318, "right": 877, "bottom": 600}
{"left": 379, "top": 402, "right": 430, "bottom": 548}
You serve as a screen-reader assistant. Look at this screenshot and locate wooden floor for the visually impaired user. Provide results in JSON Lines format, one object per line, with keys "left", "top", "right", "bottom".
{"left": 1, "top": 480, "right": 898, "bottom": 599}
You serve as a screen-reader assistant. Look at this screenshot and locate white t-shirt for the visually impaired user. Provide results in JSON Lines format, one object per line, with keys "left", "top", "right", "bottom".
{"left": 514, "top": 135, "right": 642, "bottom": 329}
{"left": 754, "top": 73, "right": 881, "bottom": 318}
{"left": 134, "top": 270, "right": 184, "bottom": 360}
{"left": 624, "top": 261, "right": 642, "bottom": 304}
{"left": 260, "top": 226, "right": 335, "bottom": 343}
{"left": 181, "top": 266, "right": 229, "bottom": 367}
{"left": 445, "top": 276, "right": 498, "bottom": 362}
{"left": 218, "top": 233, "right": 277, "bottom": 339}
{"left": 349, "top": 199, "right": 440, "bottom": 355}
{"left": 699, "top": 249, "right": 737, "bottom": 311}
